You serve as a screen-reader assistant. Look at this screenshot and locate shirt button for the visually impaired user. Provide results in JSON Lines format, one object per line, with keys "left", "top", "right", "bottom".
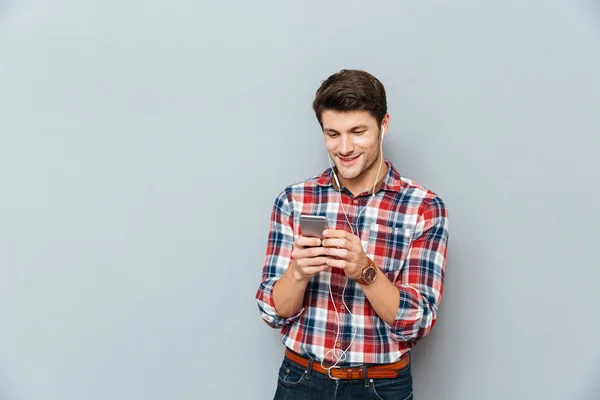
{"left": 336, "top": 342, "right": 342, "bottom": 348}
{"left": 387, "top": 227, "right": 393, "bottom": 233}
{"left": 353, "top": 199, "right": 358, "bottom": 204}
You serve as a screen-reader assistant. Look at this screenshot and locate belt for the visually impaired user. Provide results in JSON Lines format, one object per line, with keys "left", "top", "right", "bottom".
{"left": 284, "top": 348, "right": 410, "bottom": 380}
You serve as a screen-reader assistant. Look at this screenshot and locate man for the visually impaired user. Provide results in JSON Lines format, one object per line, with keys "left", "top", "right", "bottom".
{"left": 256, "top": 69, "right": 449, "bottom": 400}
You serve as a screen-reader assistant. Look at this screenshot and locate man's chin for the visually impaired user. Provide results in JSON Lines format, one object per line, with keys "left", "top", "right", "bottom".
{"left": 337, "top": 166, "right": 362, "bottom": 181}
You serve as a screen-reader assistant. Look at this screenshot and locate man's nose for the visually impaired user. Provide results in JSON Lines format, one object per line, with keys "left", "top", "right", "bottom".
{"left": 339, "top": 135, "right": 354, "bottom": 155}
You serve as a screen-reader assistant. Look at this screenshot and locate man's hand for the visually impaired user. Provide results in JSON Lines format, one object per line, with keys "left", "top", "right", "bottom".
{"left": 290, "top": 236, "right": 330, "bottom": 282}
{"left": 322, "top": 229, "right": 369, "bottom": 281}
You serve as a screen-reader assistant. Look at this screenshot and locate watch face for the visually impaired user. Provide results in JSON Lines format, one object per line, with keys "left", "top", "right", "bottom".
{"left": 364, "top": 267, "right": 377, "bottom": 283}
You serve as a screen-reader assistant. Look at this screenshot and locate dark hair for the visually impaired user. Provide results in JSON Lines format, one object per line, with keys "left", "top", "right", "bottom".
{"left": 312, "top": 69, "right": 387, "bottom": 128}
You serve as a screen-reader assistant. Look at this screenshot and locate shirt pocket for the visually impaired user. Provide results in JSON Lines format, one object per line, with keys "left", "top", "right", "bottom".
{"left": 367, "top": 223, "right": 413, "bottom": 272}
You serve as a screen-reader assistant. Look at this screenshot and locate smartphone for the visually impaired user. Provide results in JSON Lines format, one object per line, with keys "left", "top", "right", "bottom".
{"left": 299, "top": 215, "right": 329, "bottom": 240}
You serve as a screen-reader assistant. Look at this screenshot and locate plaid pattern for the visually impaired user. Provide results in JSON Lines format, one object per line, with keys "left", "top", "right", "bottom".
{"left": 256, "top": 161, "right": 449, "bottom": 366}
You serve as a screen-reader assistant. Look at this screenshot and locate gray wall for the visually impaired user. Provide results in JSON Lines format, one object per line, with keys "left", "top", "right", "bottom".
{"left": 1, "top": 1, "right": 599, "bottom": 399}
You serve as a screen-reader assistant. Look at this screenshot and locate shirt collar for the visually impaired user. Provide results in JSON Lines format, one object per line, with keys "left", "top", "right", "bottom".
{"left": 316, "top": 160, "right": 404, "bottom": 194}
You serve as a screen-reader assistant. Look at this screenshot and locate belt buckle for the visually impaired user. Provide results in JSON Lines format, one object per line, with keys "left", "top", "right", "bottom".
{"left": 327, "top": 366, "right": 341, "bottom": 380}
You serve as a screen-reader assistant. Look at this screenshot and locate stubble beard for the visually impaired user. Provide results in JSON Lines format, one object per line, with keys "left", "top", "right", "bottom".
{"left": 336, "top": 150, "right": 381, "bottom": 182}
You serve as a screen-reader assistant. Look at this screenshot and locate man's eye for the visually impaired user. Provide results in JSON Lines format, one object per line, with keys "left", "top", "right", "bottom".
{"left": 353, "top": 131, "right": 366, "bottom": 135}
{"left": 327, "top": 133, "right": 339, "bottom": 138}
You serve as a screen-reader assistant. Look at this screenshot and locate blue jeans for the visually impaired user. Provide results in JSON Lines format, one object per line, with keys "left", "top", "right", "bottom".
{"left": 273, "top": 355, "right": 413, "bottom": 400}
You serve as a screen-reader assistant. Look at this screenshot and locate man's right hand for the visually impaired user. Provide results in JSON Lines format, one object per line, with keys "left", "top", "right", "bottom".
{"left": 290, "top": 235, "right": 330, "bottom": 282}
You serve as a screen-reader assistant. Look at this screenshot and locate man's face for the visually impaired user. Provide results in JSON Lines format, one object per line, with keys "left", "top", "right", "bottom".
{"left": 322, "top": 109, "right": 386, "bottom": 182}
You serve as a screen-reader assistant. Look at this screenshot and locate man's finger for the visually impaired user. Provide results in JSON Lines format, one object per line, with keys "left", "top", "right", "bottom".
{"left": 295, "top": 263, "right": 330, "bottom": 278}
{"left": 295, "top": 246, "right": 327, "bottom": 260}
{"left": 322, "top": 238, "right": 351, "bottom": 249}
{"left": 326, "top": 258, "right": 347, "bottom": 268}
{"left": 305, "top": 246, "right": 328, "bottom": 257}
{"left": 322, "top": 229, "right": 350, "bottom": 239}
{"left": 296, "top": 256, "right": 329, "bottom": 268}
{"left": 304, "top": 264, "right": 331, "bottom": 274}
{"left": 296, "top": 235, "right": 322, "bottom": 248}
{"left": 325, "top": 247, "right": 352, "bottom": 260}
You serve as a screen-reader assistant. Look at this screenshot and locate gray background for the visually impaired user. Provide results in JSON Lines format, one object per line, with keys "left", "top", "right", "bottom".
{"left": 1, "top": 0, "right": 599, "bottom": 399}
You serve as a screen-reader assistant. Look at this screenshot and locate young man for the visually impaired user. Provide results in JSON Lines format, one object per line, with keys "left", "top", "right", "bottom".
{"left": 256, "top": 70, "right": 449, "bottom": 400}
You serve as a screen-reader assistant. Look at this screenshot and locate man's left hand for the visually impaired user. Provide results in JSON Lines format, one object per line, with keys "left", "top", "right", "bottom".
{"left": 322, "top": 229, "right": 368, "bottom": 281}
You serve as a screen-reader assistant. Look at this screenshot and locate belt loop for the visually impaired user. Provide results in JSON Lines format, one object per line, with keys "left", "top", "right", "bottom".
{"left": 306, "top": 358, "right": 314, "bottom": 379}
{"left": 362, "top": 366, "right": 370, "bottom": 387}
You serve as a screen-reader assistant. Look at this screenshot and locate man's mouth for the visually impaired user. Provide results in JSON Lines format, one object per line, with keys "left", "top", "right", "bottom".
{"left": 338, "top": 154, "right": 360, "bottom": 166}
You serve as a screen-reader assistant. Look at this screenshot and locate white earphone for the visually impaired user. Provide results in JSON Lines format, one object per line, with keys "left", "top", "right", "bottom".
{"left": 321, "top": 124, "right": 386, "bottom": 370}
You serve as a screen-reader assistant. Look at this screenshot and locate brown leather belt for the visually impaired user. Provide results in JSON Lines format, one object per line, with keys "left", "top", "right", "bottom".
{"left": 285, "top": 348, "right": 410, "bottom": 380}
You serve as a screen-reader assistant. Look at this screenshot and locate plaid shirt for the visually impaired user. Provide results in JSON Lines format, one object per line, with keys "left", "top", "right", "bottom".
{"left": 255, "top": 161, "right": 449, "bottom": 366}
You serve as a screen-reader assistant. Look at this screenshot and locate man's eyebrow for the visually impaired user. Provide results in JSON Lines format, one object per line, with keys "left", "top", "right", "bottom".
{"left": 324, "top": 125, "right": 369, "bottom": 133}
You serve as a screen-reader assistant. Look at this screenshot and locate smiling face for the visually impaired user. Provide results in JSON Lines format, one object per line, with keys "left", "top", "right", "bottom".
{"left": 322, "top": 109, "right": 389, "bottom": 192}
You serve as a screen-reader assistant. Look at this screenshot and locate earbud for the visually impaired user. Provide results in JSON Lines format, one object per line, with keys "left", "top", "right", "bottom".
{"left": 381, "top": 126, "right": 386, "bottom": 140}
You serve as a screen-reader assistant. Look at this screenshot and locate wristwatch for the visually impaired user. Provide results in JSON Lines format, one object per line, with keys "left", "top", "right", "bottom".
{"left": 355, "top": 257, "right": 378, "bottom": 285}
